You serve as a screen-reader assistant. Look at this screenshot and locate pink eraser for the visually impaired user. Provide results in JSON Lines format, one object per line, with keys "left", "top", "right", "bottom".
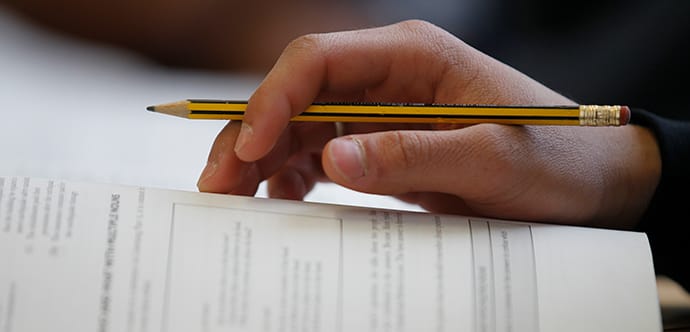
{"left": 620, "top": 106, "right": 631, "bottom": 125}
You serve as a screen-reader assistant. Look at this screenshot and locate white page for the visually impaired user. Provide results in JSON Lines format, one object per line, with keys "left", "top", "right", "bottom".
{"left": 1, "top": 176, "right": 661, "bottom": 331}
{"left": 533, "top": 226, "right": 662, "bottom": 331}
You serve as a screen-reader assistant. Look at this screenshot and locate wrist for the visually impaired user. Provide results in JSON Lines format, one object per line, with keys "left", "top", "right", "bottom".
{"left": 604, "top": 125, "right": 661, "bottom": 229}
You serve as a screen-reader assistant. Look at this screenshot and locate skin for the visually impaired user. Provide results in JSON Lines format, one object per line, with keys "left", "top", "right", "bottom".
{"left": 196, "top": 20, "right": 661, "bottom": 230}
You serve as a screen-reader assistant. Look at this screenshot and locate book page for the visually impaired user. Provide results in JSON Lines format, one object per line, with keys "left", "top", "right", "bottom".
{"left": 0, "top": 176, "right": 661, "bottom": 332}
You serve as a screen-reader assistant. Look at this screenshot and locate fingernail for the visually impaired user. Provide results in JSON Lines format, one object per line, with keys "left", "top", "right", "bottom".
{"left": 329, "top": 137, "right": 366, "bottom": 180}
{"left": 234, "top": 122, "right": 253, "bottom": 154}
{"left": 197, "top": 159, "right": 219, "bottom": 190}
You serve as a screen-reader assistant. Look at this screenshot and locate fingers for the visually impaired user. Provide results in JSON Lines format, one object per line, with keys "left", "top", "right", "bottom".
{"left": 233, "top": 20, "right": 465, "bottom": 162}
{"left": 197, "top": 121, "right": 264, "bottom": 194}
{"left": 198, "top": 121, "right": 337, "bottom": 195}
{"left": 266, "top": 152, "right": 325, "bottom": 200}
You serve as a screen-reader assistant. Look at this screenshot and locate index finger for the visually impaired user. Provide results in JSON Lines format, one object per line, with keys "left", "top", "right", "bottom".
{"left": 233, "top": 20, "right": 464, "bottom": 162}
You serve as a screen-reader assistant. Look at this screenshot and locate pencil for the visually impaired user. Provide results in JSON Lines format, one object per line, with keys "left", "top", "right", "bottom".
{"left": 146, "top": 99, "right": 631, "bottom": 126}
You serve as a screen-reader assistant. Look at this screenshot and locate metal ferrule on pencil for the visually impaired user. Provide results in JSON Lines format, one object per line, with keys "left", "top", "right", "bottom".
{"left": 579, "top": 105, "right": 622, "bottom": 127}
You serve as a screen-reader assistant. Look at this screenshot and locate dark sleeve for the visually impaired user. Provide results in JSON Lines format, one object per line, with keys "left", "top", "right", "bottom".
{"left": 630, "top": 108, "right": 690, "bottom": 291}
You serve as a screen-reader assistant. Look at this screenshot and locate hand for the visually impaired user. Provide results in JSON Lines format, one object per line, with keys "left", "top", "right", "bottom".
{"left": 197, "top": 20, "right": 661, "bottom": 229}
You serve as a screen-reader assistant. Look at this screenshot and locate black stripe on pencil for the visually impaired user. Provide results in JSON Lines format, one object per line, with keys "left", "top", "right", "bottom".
{"left": 188, "top": 110, "right": 577, "bottom": 121}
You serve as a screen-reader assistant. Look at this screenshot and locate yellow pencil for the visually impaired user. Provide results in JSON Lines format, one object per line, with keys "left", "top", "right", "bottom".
{"left": 146, "top": 99, "right": 630, "bottom": 126}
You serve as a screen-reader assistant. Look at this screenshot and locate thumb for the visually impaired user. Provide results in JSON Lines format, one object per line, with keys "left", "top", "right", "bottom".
{"left": 322, "top": 128, "right": 501, "bottom": 197}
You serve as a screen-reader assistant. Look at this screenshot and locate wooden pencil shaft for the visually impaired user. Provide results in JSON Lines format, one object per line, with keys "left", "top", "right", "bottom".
{"left": 147, "top": 99, "right": 629, "bottom": 126}
{"left": 187, "top": 100, "right": 580, "bottom": 116}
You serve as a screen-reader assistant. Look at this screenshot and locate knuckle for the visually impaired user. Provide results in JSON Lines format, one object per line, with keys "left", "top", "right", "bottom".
{"left": 395, "top": 19, "right": 437, "bottom": 33}
{"left": 285, "top": 33, "right": 325, "bottom": 55}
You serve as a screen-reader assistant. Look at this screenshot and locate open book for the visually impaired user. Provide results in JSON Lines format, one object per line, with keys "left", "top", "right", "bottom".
{"left": 1, "top": 176, "right": 662, "bottom": 331}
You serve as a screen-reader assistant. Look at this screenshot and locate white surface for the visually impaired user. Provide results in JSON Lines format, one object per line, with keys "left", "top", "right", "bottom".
{"left": 0, "top": 8, "right": 422, "bottom": 212}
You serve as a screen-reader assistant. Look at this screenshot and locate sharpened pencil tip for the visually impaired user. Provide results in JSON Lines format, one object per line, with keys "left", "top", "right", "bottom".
{"left": 146, "top": 105, "right": 155, "bottom": 111}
